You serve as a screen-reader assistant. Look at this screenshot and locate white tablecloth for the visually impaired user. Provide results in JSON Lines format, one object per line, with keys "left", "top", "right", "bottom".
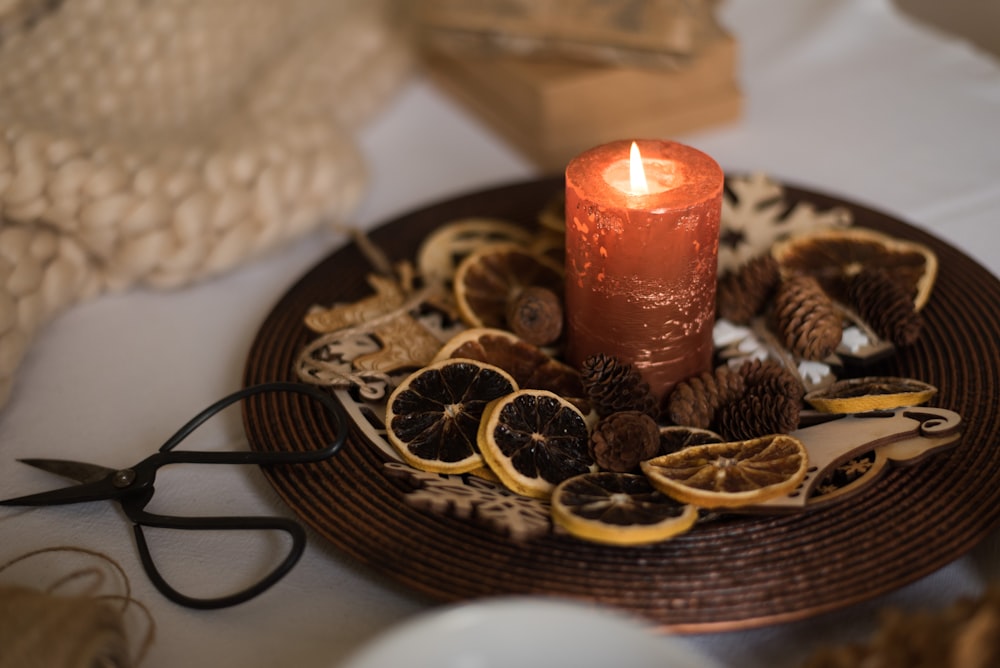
{"left": 2, "top": 0, "right": 998, "bottom": 666}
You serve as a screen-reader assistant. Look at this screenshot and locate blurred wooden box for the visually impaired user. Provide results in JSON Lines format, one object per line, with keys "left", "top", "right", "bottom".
{"left": 423, "top": 32, "right": 740, "bottom": 171}
{"left": 413, "top": 0, "right": 720, "bottom": 67}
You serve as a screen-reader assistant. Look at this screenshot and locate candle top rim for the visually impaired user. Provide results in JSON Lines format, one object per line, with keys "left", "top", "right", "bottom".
{"left": 565, "top": 139, "right": 723, "bottom": 207}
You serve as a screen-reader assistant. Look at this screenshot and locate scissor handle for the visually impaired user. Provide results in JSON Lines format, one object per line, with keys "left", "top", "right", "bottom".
{"left": 157, "top": 381, "right": 347, "bottom": 465}
{"left": 129, "top": 381, "right": 344, "bottom": 608}
{"left": 129, "top": 509, "right": 306, "bottom": 610}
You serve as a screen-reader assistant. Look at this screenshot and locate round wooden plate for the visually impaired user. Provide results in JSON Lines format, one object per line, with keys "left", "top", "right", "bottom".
{"left": 242, "top": 176, "right": 1000, "bottom": 632}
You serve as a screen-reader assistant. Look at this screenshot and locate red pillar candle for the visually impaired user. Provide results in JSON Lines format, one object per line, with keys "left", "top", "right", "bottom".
{"left": 564, "top": 139, "right": 723, "bottom": 401}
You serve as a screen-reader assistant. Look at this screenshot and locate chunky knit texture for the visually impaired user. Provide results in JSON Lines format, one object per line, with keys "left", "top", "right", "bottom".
{"left": 0, "top": 0, "right": 413, "bottom": 407}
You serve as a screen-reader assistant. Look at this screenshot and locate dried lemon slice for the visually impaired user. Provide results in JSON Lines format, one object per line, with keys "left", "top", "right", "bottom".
{"left": 417, "top": 218, "right": 535, "bottom": 286}
{"left": 641, "top": 434, "right": 808, "bottom": 508}
{"left": 386, "top": 358, "right": 518, "bottom": 474}
{"left": 551, "top": 472, "right": 698, "bottom": 546}
{"left": 478, "top": 389, "right": 592, "bottom": 499}
{"left": 804, "top": 376, "right": 937, "bottom": 413}
{"left": 453, "top": 243, "right": 563, "bottom": 329}
{"left": 772, "top": 227, "right": 938, "bottom": 311}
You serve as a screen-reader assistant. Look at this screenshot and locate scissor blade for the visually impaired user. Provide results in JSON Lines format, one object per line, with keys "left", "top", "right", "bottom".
{"left": 17, "top": 458, "right": 115, "bottom": 484}
{"left": 0, "top": 477, "right": 119, "bottom": 507}
{"left": 0, "top": 459, "right": 118, "bottom": 507}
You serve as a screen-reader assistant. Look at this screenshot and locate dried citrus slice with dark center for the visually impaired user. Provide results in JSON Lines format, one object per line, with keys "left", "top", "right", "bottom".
{"left": 435, "top": 328, "right": 586, "bottom": 408}
{"left": 771, "top": 227, "right": 937, "bottom": 310}
{"left": 641, "top": 434, "right": 808, "bottom": 508}
{"left": 804, "top": 376, "right": 937, "bottom": 413}
{"left": 417, "top": 218, "right": 535, "bottom": 286}
{"left": 386, "top": 358, "right": 518, "bottom": 474}
{"left": 551, "top": 472, "right": 698, "bottom": 546}
{"left": 478, "top": 389, "right": 592, "bottom": 498}
{"left": 453, "top": 243, "right": 563, "bottom": 329}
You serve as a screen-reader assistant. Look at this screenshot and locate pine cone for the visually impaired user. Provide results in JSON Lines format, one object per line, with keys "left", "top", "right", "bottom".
{"left": 666, "top": 365, "right": 745, "bottom": 428}
{"left": 589, "top": 411, "right": 660, "bottom": 472}
{"left": 581, "top": 354, "right": 658, "bottom": 418}
{"left": 772, "top": 275, "right": 843, "bottom": 360}
{"left": 738, "top": 358, "right": 805, "bottom": 403}
{"left": 845, "top": 268, "right": 923, "bottom": 346}
{"left": 505, "top": 286, "right": 564, "bottom": 346}
{"left": 715, "top": 388, "right": 801, "bottom": 441}
{"left": 717, "top": 254, "right": 781, "bottom": 324}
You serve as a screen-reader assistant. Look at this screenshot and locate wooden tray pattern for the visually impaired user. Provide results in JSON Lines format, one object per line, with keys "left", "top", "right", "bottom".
{"left": 242, "top": 176, "right": 1000, "bottom": 631}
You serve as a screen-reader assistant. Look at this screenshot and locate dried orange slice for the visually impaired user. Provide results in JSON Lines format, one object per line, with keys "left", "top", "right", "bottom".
{"left": 641, "top": 434, "right": 808, "bottom": 508}
{"left": 804, "top": 376, "right": 937, "bottom": 413}
{"left": 478, "top": 389, "right": 592, "bottom": 499}
{"left": 551, "top": 472, "right": 698, "bottom": 546}
{"left": 386, "top": 358, "right": 518, "bottom": 474}
{"left": 434, "top": 328, "right": 586, "bottom": 407}
{"left": 771, "top": 227, "right": 938, "bottom": 310}
{"left": 417, "top": 218, "right": 535, "bottom": 286}
{"left": 453, "top": 243, "right": 563, "bottom": 329}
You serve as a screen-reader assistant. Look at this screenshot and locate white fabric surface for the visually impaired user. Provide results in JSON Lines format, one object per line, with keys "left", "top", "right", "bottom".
{"left": 1, "top": 0, "right": 998, "bottom": 665}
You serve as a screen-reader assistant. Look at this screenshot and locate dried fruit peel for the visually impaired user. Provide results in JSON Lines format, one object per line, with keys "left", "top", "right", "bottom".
{"left": 478, "top": 389, "right": 592, "bottom": 499}
{"left": 417, "top": 218, "right": 535, "bottom": 285}
{"left": 804, "top": 376, "right": 937, "bottom": 413}
{"left": 434, "top": 327, "right": 587, "bottom": 408}
{"left": 772, "top": 227, "right": 938, "bottom": 311}
{"left": 551, "top": 472, "right": 698, "bottom": 546}
{"left": 386, "top": 358, "right": 518, "bottom": 474}
{"left": 641, "top": 434, "right": 809, "bottom": 508}
{"left": 453, "top": 243, "right": 563, "bottom": 329}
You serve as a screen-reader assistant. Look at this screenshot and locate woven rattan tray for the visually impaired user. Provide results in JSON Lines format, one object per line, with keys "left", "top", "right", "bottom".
{"left": 242, "top": 176, "right": 1000, "bottom": 631}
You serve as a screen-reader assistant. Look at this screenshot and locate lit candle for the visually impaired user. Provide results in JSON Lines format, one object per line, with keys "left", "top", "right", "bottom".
{"left": 564, "top": 139, "right": 723, "bottom": 403}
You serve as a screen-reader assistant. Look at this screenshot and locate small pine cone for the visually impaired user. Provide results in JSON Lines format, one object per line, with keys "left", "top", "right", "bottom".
{"left": 506, "top": 286, "right": 564, "bottom": 346}
{"left": 581, "top": 354, "right": 658, "bottom": 418}
{"left": 715, "top": 389, "right": 801, "bottom": 441}
{"left": 845, "top": 268, "right": 923, "bottom": 346}
{"left": 773, "top": 275, "right": 843, "bottom": 360}
{"left": 666, "top": 365, "right": 745, "bottom": 428}
{"left": 589, "top": 411, "right": 661, "bottom": 472}
{"left": 717, "top": 254, "right": 781, "bottom": 324}
{"left": 738, "top": 358, "right": 805, "bottom": 403}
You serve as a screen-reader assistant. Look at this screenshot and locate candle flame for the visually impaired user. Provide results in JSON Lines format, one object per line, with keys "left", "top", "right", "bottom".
{"left": 629, "top": 141, "right": 649, "bottom": 194}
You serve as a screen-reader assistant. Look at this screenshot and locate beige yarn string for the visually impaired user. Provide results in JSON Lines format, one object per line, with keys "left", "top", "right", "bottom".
{"left": 0, "top": 0, "right": 415, "bottom": 408}
{"left": 0, "top": 546, "right": 156, "bottom": 668}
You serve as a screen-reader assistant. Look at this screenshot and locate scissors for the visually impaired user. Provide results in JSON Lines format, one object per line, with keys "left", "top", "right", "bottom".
{"left": 0, "top": 381, "right": 347, "bottom": 610}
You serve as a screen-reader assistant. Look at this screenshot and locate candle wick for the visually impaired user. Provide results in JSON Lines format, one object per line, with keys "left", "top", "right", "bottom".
{"left": 629, "top": 142, "right": 650, "bottom": 195}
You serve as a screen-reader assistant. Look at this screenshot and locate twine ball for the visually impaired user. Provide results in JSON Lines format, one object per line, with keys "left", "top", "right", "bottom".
{"left": 0, "top": 584, "right": 130, "bottom": 668}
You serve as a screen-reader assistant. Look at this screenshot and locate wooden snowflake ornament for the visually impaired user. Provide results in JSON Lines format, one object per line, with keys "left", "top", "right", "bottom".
{"left": 720, "top": 173, "right": 853, "bottom": 273}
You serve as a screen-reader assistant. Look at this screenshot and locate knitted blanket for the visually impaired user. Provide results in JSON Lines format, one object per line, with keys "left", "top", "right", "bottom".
{"left": 0, "top": 0, "right": 413, "bottom": 407}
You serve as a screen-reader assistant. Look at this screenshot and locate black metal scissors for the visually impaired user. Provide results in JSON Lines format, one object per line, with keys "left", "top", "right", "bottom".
{"left": 0, "top": 381, "right": 346, "bottom": 610}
